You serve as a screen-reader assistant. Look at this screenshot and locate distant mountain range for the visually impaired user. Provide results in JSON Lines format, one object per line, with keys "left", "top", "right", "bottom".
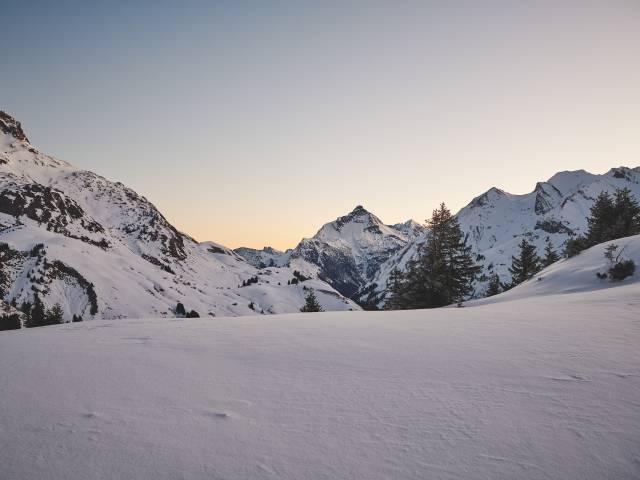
{"left": 237, "top": 170, "right": 640, "bottom": 308}
{"left": 1, "top": 110, "right": 639, "bottom": 319}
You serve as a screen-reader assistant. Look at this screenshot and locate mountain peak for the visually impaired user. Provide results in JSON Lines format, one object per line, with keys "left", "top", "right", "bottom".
{"left": 350, "top": 205, "right": 368, "bottom": 215}
{"left": 0, "top": 111, "right": 29, "bottom": 143}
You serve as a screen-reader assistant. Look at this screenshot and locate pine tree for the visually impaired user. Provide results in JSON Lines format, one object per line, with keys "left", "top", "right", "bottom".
{"left": 586, "top": 191, "right": 615, "bottom": 246}
{"left": 386, "top": 203, "right": 480, "bottom": 309}
{"left": 20, "top": 301, "right": 32, "bottom": 325}
{"left": 611, "top": 187, "right": 640, "bottom": 239}
{"left": 485, "top": 273, "right": 502, "bottom": 297}
{"left": 26, "top": 296, "right": 46, "bottom": 328}
{"left": 508, "top": 238, "right": 541, "bottom": 286}
{"left": 542, "top": 237, "right": 560, "bottom": 267}
{"left": 0, "top": 314, "right": 21, "bottom": 331}
{"left": 175, "top": 302, "right": 186, "bottom": 316}
{"left": 45, "top": 303, "right": 64, "bottom": 325}
{"left": 384, "top": 268, "right": 411, "bottom": 310}
{"left": 300, "top": 289, "right": 323, "bottom": 312}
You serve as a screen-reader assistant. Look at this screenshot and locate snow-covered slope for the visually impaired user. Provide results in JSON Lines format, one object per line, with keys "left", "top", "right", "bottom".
{"left": 1, "top": 257, "right": 638, "bottom": 479}
{"left": 472, "top": 234, "right": 640, "bottom": 305}
{"left": 367, "top": 167, "right": 640, "bottom": 306}
{"left": 0, "top": 112, "right": 359, "bottom": 319}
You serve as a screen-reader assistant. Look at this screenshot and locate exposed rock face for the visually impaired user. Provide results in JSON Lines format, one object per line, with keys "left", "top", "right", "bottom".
{"left": 0, "top": 111, "right": 28, "bottom": 142}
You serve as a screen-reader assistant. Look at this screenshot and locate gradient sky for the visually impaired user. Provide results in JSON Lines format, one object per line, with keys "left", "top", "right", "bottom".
{"left": 3, "top": 0, "right": 640, "bottom": 249}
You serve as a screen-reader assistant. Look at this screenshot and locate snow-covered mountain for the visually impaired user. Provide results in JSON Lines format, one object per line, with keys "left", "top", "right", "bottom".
{"left": 236, "top": 167, "right": 639, "bottom": 308}
{"left": 236, "top": 206, "right": 422, "bottom": 302}
{"left": 0, "top": 112, "right": 360, "bottom": 320}
{"left": 365, "top": 166, "right": 640, "bottom": 306}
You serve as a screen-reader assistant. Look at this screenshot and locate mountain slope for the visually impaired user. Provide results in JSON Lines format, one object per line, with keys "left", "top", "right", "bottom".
{"left": 366, "top": 167, "right": 640, "bottom": 306}
{"left": 0, "top": 112, "right": 359, "bottom": 319}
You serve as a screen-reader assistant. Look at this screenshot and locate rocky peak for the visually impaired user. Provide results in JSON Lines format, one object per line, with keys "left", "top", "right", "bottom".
{"left": 0, "top": 111, "right": 29, "bottom": 143}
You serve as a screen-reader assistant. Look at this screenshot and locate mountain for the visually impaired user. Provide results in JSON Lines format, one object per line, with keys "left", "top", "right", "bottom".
{"left": 0, "top": 111, "right": 360, "bottom": 320}
{"left": 366, "top": 167, "right": 640, "bottom": 306}
{"left": 236, "top": 206, "right": 420, "bottom": 302}
{"left": 236, "top": 167, "right": 639, "bottom": 309}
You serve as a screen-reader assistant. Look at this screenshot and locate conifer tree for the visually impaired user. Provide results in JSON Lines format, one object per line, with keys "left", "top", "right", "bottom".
{"left": 508, "top": 238, "right": 541, "bottom": 286}
{"left": 0, "top": 313, "right": 21, "bottom": 331}
{"left": 300, "top": 289, "right": 323, "bottom": 312}
{"left": 611, "top": 187, "right": 640, "bottom": 239}
{"left": 586, "top": 191, "right": 615, "bottom": 246}
{"left": 542, "top": 237, "right": 560, "bottom": 267}
{"left": 386, "top": 203, "right": 480, "bottom": 309}
{"left": 26, "top": 296, "right": 46, "bottom": 328}
{"left": 45, "top": 303, "right": 64, "bottom": 325}
{"left": 485, "top": 273, "right": 502, "bottom": 297}
{"left": 20, "top": 301, "right": 32, "bottom": 325}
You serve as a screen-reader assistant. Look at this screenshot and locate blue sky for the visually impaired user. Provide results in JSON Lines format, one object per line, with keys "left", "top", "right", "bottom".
{"left": 3, "top": 1, "right": 640, "bottom": 248}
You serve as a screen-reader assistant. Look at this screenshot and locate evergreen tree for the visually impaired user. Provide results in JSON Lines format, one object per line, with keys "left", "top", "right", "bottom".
{"left": 384, "top": 268, "right": 412, "bottom": 310}
{"left": 26, "top": 296, "right": 46, "bottom": 328}
{"left": 485, "top": 274, "right": 502, "bottom": 297}
{"left": 0, "top": 314, "right": 21, "bottom": 331}
{"left": 586, "top": 191, "right": 615, "bottom": 246}
{"left": 386, "top": 203, "right": 480, "bottom": 309}
{"left": 570, "top": 188, "right": 640, "bottom": 257}
{"left": 300, "top": 289, "right": 323, "bottom": 312}
{"left": 45, "top": 303, "right": 64, "bottom": 325}
{"left": 564, "top": 235, "right": 589, "bottom": 257}
{"left": 175, "top": 302, "right": 186, "bottom": 316}
{"left": 20, "top": 301, "right": 32, "bottom": 325}
{"left": 611, "top": 187, "right": 640, "bottom": 239}
{"left": 542, "top": 237, "right": 560, "bottom": 267}
{"left": 508, "top": 238, "right": 541, "bottom": 286}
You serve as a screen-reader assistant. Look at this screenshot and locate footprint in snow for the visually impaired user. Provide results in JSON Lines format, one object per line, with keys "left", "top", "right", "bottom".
{"left": 204, "top": 411, "right": 230, "bottom": 419}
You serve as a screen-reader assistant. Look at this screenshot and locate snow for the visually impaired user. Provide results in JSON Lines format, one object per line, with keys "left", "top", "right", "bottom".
{"left": 1, "top": 239, "right": 639, "bottom": 479}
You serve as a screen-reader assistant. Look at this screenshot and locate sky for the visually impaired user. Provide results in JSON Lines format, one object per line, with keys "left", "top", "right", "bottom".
{"left": 3, "top": 0, "right": 640, "bottom": 250}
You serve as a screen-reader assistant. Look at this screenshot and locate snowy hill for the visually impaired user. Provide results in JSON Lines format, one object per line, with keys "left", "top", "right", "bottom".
{"left": 0, "top": 112, "right": 359, "bottom": 319}
{"left": 472, "top": 233, "right": 640, "bottom": 305}
{"left": 365, "top": 166, "right": 640, "bottom": 306}
{"left": 1, "top": 246, "right": 638, "bottom": 479}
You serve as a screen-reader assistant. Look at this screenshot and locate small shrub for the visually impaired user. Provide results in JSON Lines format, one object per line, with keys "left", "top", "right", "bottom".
{"left": 609, "top": 260, "right": 635, "bottom": 281}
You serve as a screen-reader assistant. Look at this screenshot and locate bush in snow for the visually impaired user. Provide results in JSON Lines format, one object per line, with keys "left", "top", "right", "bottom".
{"left": 175, "top": 302, "right": 186, "bottom": 316}
{"left": 597, "top": 244, "right": 636, "bottom": 281}
{"left": 609, "top": 260, "right": 635, "bottom": 281}
{"left": 186, "top": 310, "right": 200, "bottom": 318}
